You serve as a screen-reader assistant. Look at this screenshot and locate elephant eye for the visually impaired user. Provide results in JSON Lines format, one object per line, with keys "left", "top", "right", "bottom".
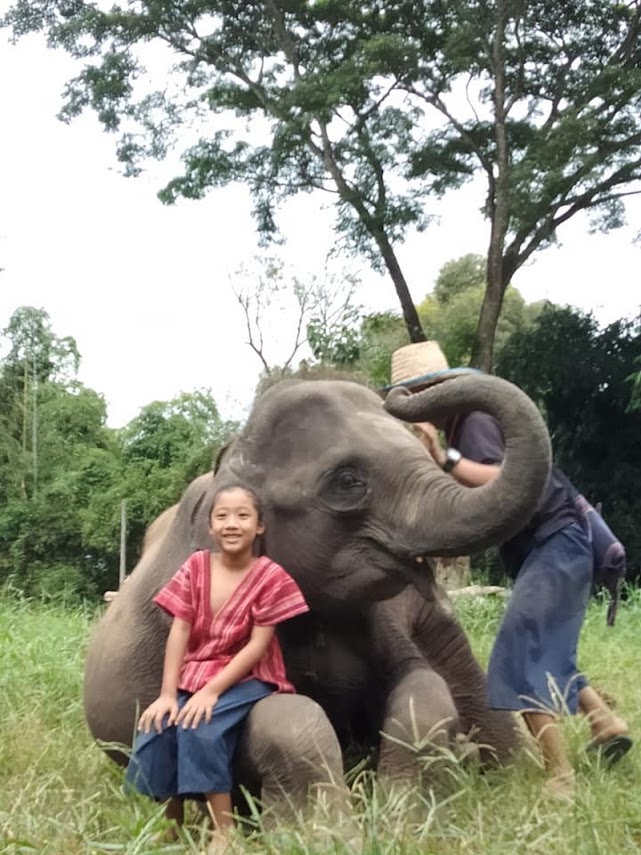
{"left": 339, "top": 471, "right": 359, "bottom": 489}
{"left": 320, "top": 465, "right": 369, "bottom": 513}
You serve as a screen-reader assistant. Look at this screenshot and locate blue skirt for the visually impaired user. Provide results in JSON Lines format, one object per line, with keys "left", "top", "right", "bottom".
{"left": 487, "top": 523, "right": 592, "bottom": 714}
{"left": 125, "top": 679, "right": 274, "bottom": 799}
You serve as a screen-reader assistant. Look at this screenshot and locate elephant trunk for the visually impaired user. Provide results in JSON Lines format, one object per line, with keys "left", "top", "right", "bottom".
{"left": 384, "top": 374, "right": 551, "bottom": 557}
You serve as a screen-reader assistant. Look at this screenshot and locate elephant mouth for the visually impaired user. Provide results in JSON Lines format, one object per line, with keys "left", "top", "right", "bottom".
{"left": 384, "top": 552, "right": 437, "bottom": 600}
{"left": 334, "top": 538, "right": 438, "bottom": 602}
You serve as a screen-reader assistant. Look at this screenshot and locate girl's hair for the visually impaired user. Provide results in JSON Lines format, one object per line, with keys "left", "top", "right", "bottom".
{"left": 208, "top": 482, "right": 264, "bottom": 523}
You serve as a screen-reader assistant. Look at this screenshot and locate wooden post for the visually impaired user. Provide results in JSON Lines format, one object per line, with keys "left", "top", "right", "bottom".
{"left": 119, "top": 499, "right": 127, "bottom": 587}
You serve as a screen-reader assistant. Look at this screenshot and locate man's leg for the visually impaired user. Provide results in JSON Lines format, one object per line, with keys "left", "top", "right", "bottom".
{"left": 579, "top": 686, "right": 628, "bottom": 740}
{"left": 522, "top": 711, "right": 574, "bottom": 796}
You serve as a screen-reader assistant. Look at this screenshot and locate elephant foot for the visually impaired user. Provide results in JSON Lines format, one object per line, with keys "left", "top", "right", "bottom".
{"left": 235, "top": 693, "right": 348, "bottom": 825}
{"left": 378, "top": 668, "right": 459, "bottom": 785}
{"left": 453, "top": 731, "right": 481, "bottom": 767}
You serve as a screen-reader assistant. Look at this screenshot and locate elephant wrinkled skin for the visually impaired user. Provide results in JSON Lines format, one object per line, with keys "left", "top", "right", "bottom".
{"left": 84, "top": 374, "right": 551, "bottom": 812}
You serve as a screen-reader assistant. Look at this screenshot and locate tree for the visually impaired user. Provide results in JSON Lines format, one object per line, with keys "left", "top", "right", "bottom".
{"left": 103, "top": 390, "right": 238, "bottom": 557}
{"left": 0, "top": 379, "right": 118, "bottom": 598}
{"left": 6, "top": 2, "right": 640, "bottom": 363}
{"left": 0, "top": 307, "right": 81, "bottom": 500}
{"left": 627, "top": 359, "right": 641, "bottom": 411}
{"left": 299, "top": 254, "right": 543, "bottom": 389}
{"left": 405, "top": 0, "right": 641, "bottom": 369}
{"left": 233, "top": 258, "right": 362, "bottom": 378}
{"left": 497, "top": 304, "right": 641, "bottom": 578}
{"left": 433, "top": 254, "right": 485, "bottom": 304}
{"left": 418, "top": 255, "right": 544, "bottom": 368}
{"left": 3, "top": 1, "right": 431, "bottom": 342}
{"left": 0, "top": 309, "right": 238, "bottom": 599}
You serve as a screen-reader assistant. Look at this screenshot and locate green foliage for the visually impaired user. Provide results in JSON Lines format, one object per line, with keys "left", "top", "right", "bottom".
{"left": 497, "top": 304, "right": 641, "bottom": 578}
{"left": 307, "top": 313, "right": 361, "bottom": 368}
{"left": 1, "top": 0, "right": 434, "bottom": 338}
{"left": 354, "top": 311, "right": 409, "bottom": 388}
{"left": 0, "top": 308, "right": 237, "bottom": 600}
{"left": 3, "top": 594, "right": 641, "bottom": 852}
{"left": 433, "top": 254, "right": 485, "bottom": 304}
{"left": 406, "top": 1, "right": 641, "bottom": 257}
{"left": 108, "top": 391, "right": 238, "bottom": 557}
{"left": 1, "top": 305, "right": 79, "bottom": 385}
{"left": 305, "top": 253, "right": 543, "bottom": 388}
{"left": 419, "top": 282, "right": 543, "bottom": 368}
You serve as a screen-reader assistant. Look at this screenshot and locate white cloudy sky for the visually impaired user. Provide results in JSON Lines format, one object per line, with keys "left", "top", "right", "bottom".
{"left": 1, "top": 28, "right": 640, "bottom": 428}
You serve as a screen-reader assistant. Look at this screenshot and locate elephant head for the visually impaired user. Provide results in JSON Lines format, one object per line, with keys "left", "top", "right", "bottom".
{"left": 213, "top": 373, "right": 550, "bottom": 607}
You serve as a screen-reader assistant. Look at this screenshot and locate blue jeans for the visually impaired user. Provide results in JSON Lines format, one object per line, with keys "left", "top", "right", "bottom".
{"left": 125, "top": 679, "right": 274, "bottom": 799}
{"left": 488, "top": 523, "right": 592, "bottom": 714}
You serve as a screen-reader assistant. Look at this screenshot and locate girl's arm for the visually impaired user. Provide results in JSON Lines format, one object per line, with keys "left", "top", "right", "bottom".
{"left": 206, "top": 624, "right": 275, "bottom": 696}
{"left": 159, "top": 617, "right": 191, "bottom": 697}
{"left": 176, "top": 624, "right": 275, "bottom": 729}
{"left": 137, "top": 616, "right": 191, "bottom": 733}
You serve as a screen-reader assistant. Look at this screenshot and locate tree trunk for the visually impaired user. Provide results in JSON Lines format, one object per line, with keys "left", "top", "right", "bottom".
{"left": 314, "top": 121, "right": 426, "bottom": 345}
{"left": 434, "top": 556, "right": 471, "bottom": 590}
{"left": 471, "top": 0, "right": 510, "bottom": 374}
{"left": 374, "top": 228, "right": 426, "bottom": 343}
{"left": 471, "top": 272, "right": 506, "bottom": 372}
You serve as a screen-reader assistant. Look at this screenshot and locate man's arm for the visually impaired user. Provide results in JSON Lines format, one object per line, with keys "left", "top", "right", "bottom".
{"left": 415, "top": 421, "right": 501, "bottom": 487}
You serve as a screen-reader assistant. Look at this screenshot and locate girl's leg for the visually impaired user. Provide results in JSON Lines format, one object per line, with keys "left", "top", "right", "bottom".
{"left": 205, "top": 792, "right": 233, "bottom": 833}
{"left": 205, "top": 793, "right": 234, "bottom": 854}
{"left": 164, "top": 796, "right": 184, "bottom": 825}
{"left": 150, "top": 797, "right": 184, "bottom": 844}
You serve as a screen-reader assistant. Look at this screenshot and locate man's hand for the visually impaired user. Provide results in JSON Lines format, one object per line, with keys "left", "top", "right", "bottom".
{"left": 138, "top": 694, "right": 179, "bottom": 734}
{"left": 414, "top": 422, "right": 447, "bottom": 467}
{"left": 176, "top": 685, "right": 220, "bottom": 730}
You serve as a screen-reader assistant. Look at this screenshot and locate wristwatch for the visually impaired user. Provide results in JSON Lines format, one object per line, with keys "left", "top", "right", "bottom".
{"left": 442, "top": 447, "right": 462, "bottom": 473}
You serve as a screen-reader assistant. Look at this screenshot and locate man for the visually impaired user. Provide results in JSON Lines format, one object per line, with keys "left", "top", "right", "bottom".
{"left": 386, "top": 341, "right": 632, "bottom": 797}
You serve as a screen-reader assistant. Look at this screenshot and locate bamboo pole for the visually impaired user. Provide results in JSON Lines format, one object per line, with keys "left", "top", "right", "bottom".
{"left": 119, "top": 499, "right": 127, "bottom": 587}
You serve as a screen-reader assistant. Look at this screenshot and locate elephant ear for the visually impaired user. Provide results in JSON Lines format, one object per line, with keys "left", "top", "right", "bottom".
{"left": 213, "top": 436, "right": 240, "bottom": 474}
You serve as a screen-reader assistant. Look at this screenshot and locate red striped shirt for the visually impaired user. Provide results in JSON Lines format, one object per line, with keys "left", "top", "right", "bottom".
{"left": 154, "top": 551, "right": 309, "bottom": 693}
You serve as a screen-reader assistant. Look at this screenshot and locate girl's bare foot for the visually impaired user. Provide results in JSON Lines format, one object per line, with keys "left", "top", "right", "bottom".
{"left": 150, "top": 824, "right": 181, "bottom": 844}
{"left": 206, "top": 830, "right": 230, "bottom": 854}
{"left": 151, "top": 797, "right": 184, "bottom": 844}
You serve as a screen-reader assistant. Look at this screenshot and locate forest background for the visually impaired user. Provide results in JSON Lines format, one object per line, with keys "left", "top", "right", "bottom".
{"left": 1, "top": 0, "right": 641, "bottom": 600}
{"left": 2, "top": 261, "right": 640, "bottom": 601}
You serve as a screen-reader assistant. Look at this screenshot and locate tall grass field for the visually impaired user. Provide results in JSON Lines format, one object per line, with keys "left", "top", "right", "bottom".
{"left": 1, "top": 591, "right": 640, "bottom": 854}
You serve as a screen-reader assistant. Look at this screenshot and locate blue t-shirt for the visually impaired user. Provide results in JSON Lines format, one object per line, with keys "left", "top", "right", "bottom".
{"left": 448, "top": 411, "right": 578, "bottom": 576}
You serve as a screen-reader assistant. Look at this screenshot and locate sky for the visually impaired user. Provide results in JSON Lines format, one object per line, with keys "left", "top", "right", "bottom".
{"left": 1, "top": 27, "right": 640, "bottom": 428}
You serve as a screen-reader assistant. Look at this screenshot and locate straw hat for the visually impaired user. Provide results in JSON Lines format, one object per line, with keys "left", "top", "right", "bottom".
{"left": 381, "top": 341, "right": 479, "bottom": 392}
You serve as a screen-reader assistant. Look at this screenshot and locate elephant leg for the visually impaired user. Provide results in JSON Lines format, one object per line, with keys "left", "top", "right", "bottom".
{"left": 412, "top": 600, "right": 522, "bottom": 766}
{"left": 234, "top": 693, "right": 347, "bottom": 825}
{"left": 378, "top": 667, "right": 459, "bottom": 784}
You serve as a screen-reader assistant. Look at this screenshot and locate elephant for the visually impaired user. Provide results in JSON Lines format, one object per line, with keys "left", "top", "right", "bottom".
{"left": 84, "top": 373, "right": 551, "bottom": 814}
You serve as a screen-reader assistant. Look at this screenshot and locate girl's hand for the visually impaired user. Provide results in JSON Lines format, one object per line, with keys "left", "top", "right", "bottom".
{"left": 138, "top": 694, "right": 179, "bottom": 734}
{"left": 176, "top": 686, "right": 220, "bottom": 730}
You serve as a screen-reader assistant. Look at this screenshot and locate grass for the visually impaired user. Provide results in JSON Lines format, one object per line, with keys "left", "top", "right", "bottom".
{"left": 1, "top": 590, "right": 641, "bottom": 854}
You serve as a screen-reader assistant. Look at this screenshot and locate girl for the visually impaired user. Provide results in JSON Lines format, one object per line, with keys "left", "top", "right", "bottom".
{"left": 126, "top": 483, "right": 309, "bottom": 849}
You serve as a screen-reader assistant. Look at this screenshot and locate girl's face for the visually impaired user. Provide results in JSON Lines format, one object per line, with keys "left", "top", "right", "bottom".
{"left": 208, "top": 488, "right": 264, "bottom": 557}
